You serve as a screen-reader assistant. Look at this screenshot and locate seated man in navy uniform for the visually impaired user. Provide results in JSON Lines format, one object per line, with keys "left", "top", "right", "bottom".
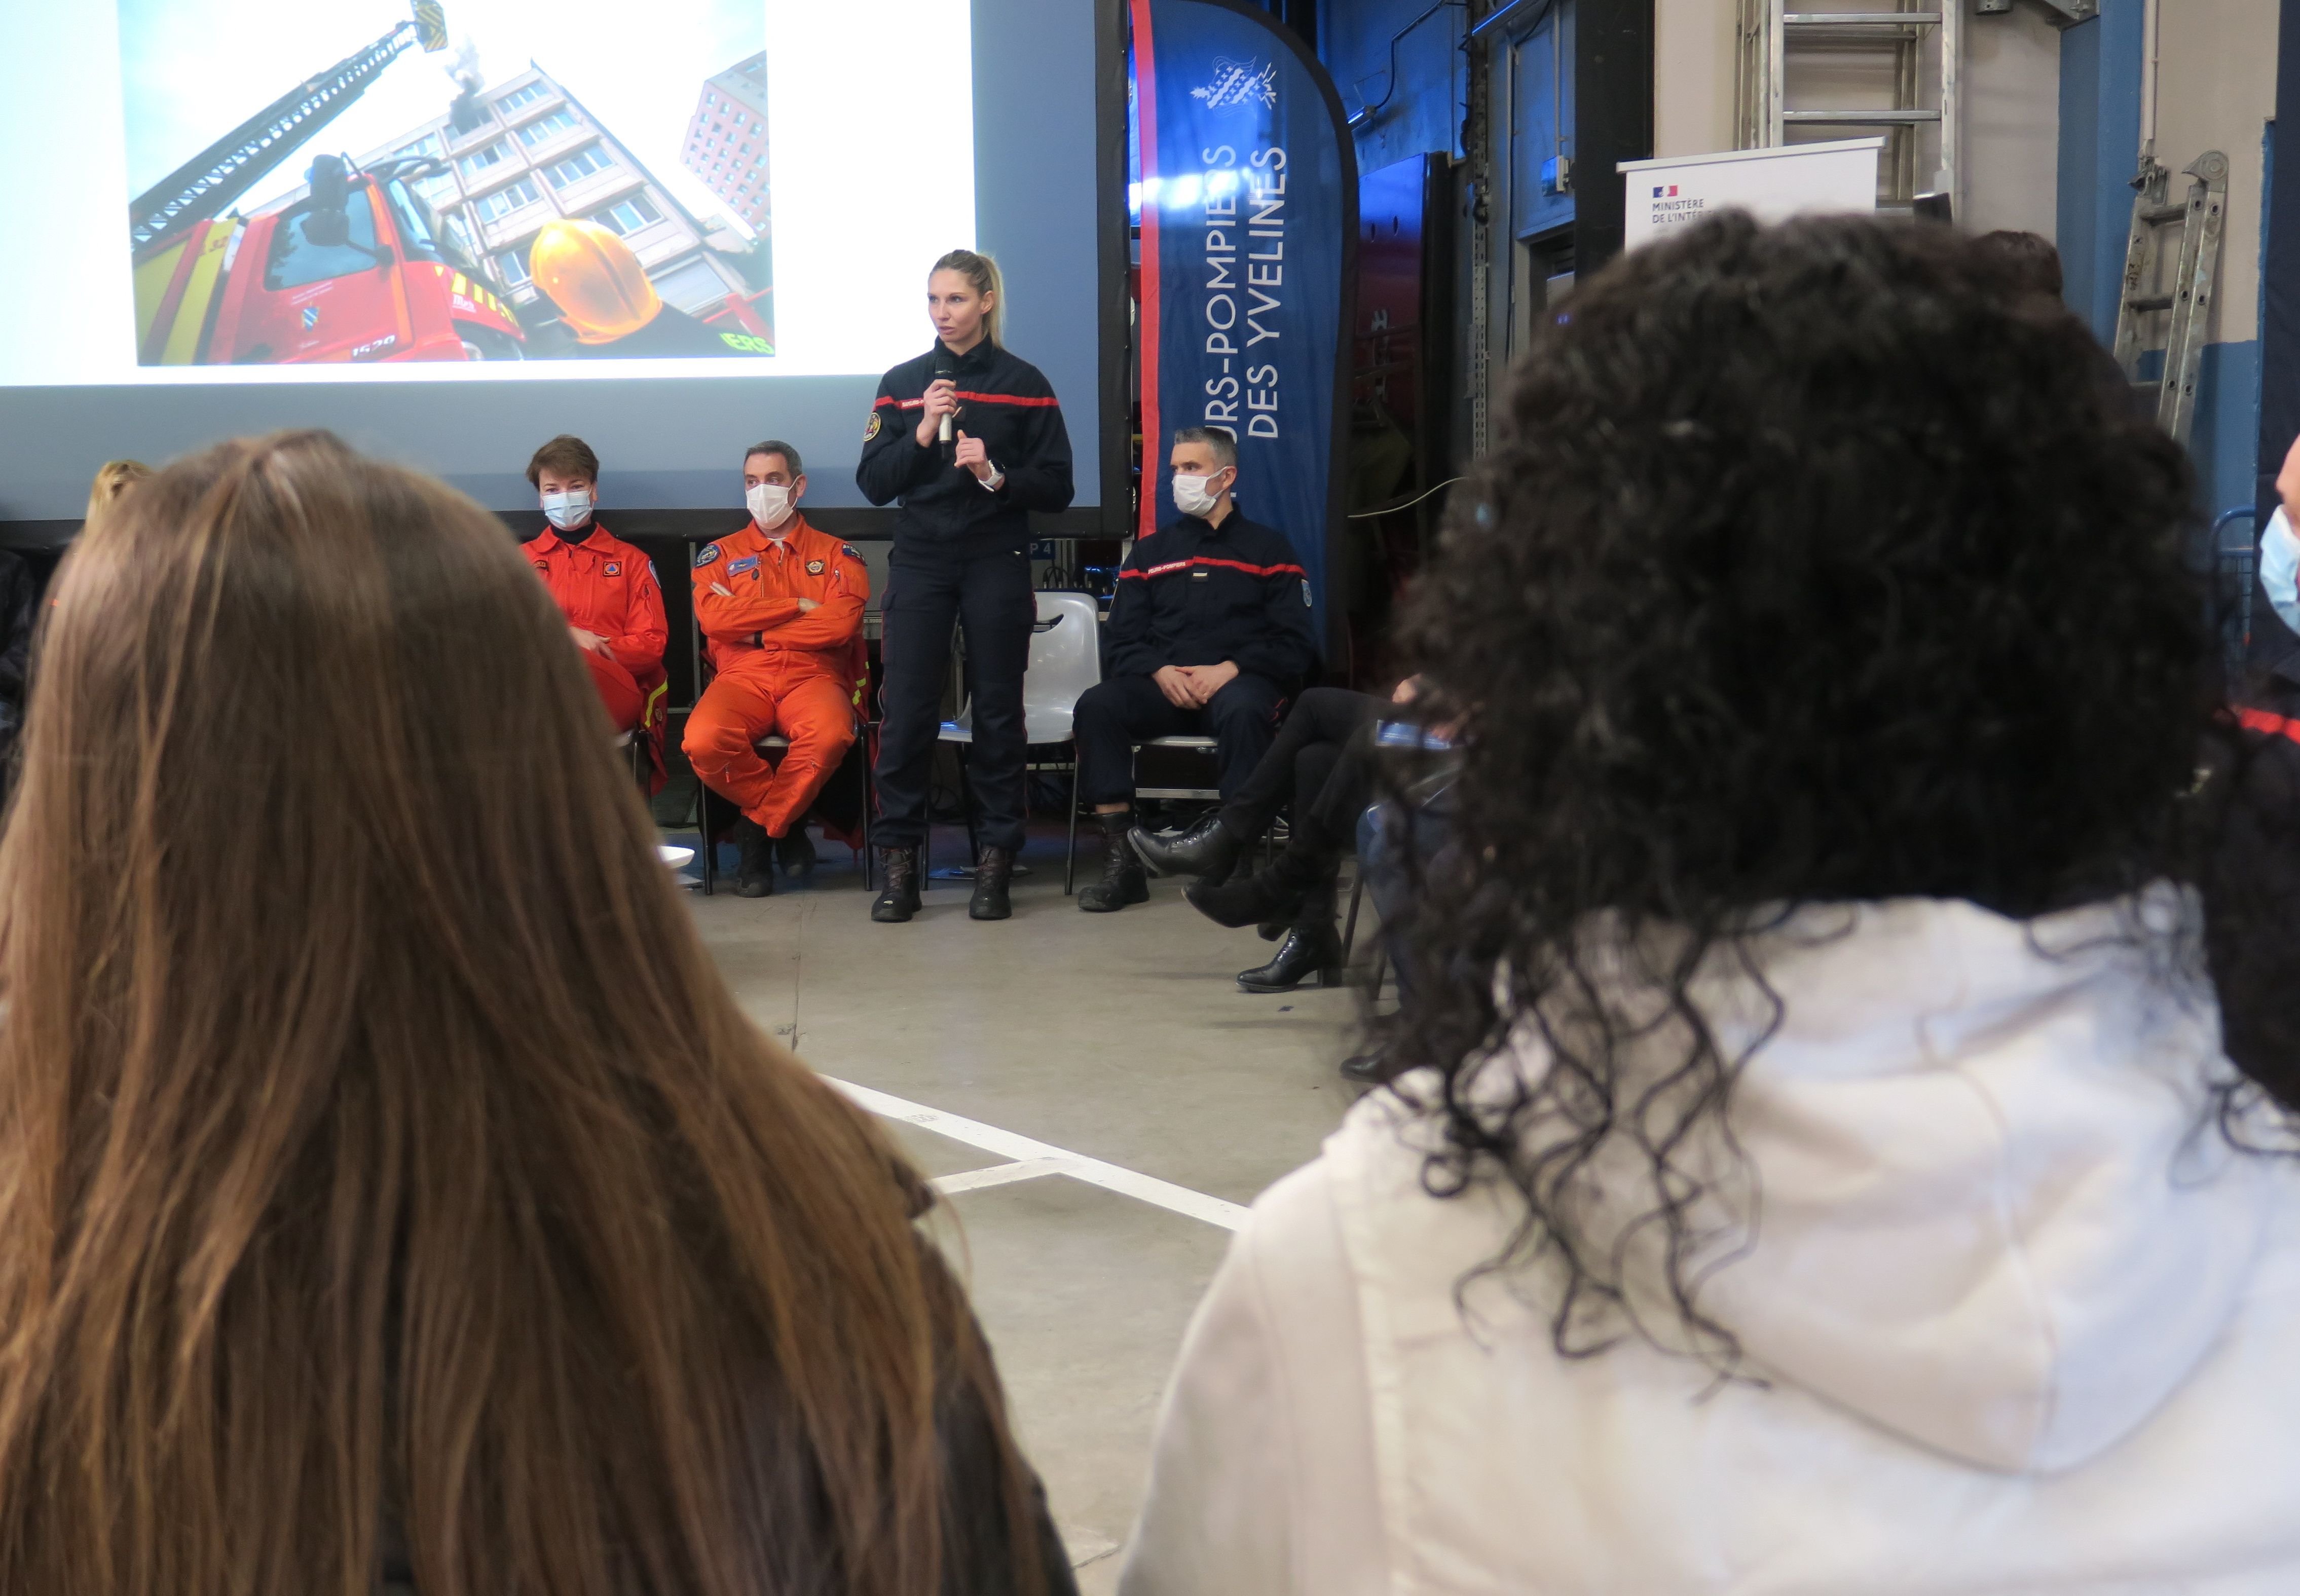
{"left": 1073, "top": 426, "right": 1321, "bottom": 912}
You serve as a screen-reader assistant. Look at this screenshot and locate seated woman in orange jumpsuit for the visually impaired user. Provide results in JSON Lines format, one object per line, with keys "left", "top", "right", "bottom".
{"left": 524, "top": 435, "right": 669, "bottom": 747}
{"left": 684, "top": 441, "right": 869, "bottom": 898}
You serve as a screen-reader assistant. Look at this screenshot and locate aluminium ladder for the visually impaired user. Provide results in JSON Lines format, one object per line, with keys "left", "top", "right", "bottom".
{"left": 1736, "top": 0, "right": 1959, "bottom": 210}
{"left": 2111, "top": 151, "right": 2230, "bottom": 450}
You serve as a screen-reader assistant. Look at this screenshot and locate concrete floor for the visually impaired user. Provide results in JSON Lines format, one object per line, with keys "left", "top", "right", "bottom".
{"left": 680, "top": 822, "right": 1359, "bottom": 1591}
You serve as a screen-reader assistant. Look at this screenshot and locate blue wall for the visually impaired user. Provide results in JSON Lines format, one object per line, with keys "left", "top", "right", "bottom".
{"left": 2055, "top": 4, "right": 2143, "bottom": 342}
{"left": 2197, "top": 340, "right": 2267, "bottom": 519}
{"left": 1509, "top": 2, "right": 1576, "bottom": 240}
{"left": 1321, "top": 0, "right": 1468, "bottom": 173}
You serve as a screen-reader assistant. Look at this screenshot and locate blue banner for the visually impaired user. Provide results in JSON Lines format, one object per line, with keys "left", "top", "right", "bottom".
{"left": 1132, "top": 0, "right": 1355, "bottom": 651}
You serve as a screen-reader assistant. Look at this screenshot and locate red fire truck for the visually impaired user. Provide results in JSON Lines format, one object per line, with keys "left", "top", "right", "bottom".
{"left": 196, "top": 157, "right": 525, "bottom": 365}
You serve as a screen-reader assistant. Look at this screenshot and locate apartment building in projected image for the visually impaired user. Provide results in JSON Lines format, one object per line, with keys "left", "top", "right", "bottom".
{"left": 682, "top": 52, "right": 771, "bottom": 237}
{"left": 333, "top": 65, "right": 754, "bottom": 331}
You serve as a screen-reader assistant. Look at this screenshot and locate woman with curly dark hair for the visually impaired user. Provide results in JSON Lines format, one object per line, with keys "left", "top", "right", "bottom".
{"left": 1120, "top": 214, "right": 2300, "bottom": 1594}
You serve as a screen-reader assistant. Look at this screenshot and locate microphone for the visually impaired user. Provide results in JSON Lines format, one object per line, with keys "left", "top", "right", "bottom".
{"left": 934, "top": 352, "right": 956, "bottom": 462}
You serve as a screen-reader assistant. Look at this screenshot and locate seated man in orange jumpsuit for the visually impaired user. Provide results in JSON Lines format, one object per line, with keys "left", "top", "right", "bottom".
{"left": 684, "top": 440, "right": 869, "bottom": 897}
{"left": 524, "top": 435, "right": 670, "bottom": 769}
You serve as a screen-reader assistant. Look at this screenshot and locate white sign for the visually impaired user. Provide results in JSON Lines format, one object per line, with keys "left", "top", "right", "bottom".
{"left": 1616, "top": 139, "right": 1884, "bottom": 250}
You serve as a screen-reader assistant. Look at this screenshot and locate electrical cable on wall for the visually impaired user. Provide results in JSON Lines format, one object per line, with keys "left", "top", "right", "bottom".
{"left": 1347, "top": 0, "right": 1467, "bottom": 128}
{"left": 1348, "top": 476, "right": 1467, "bottom": 518}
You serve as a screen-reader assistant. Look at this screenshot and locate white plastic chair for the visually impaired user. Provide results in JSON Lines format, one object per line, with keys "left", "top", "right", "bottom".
{"left": 939, "top": 590, "right": 1103, "bottom": 892}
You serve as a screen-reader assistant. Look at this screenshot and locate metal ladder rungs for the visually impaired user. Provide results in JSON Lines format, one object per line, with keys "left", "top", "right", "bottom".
{"left": 2109, "top": 151, "right": 2229, "bottom": 449}
{"left": 1785, "top": 11, "right": 1940, "bottom": 23}
{"left": 1742, "top": 0, "right": 1958, "bottom": 209}
{"left": 1784, "top": 108, "right": 1942, "bottom": 124}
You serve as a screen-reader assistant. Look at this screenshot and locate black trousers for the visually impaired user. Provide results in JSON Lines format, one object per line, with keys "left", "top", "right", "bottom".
{"left": 1074, "top": 671, "right": 1286, "bottom": 806}
{"left": 1217, "top": 686, "right": 1382, "bottom": 847}
{"left": 874, "top": 547, "right": 1035, "bottom": 852}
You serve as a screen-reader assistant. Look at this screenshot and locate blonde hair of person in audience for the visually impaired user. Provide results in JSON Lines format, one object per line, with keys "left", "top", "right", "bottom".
{"left": 84, "top": 458, "right": 151, "bottom": 521}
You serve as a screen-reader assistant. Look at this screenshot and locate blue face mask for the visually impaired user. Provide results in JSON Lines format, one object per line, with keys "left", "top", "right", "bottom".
{"left": 541, "top": 488, "right": 593, "bottom": 532}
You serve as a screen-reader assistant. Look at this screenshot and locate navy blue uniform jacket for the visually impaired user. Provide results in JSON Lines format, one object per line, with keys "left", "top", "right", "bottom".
{"left": 855, "top": 340, "right": 1074, "bottom": 556}
{"left": 1106, "top": 511, "right": 1321, "bottom": 685}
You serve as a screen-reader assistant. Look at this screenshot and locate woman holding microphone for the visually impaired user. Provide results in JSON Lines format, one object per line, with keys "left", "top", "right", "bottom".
{"left": 859, "top": 249, "right": 1074, "bottom": 923}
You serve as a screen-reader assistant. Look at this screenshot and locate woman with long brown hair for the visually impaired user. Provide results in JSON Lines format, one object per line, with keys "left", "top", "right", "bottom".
{"left": 0, "top": 430, "right": 1072, "bottom": 1596}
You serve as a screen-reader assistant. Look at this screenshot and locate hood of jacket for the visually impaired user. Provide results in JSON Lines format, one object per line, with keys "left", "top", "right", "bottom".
{"left": 1407, "top": 890, "right": 2278, "bottom": 1475}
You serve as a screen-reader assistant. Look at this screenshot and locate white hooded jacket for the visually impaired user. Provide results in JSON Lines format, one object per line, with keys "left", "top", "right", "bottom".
{"left": 1120, "top": 895, "right": 2300, "bottom": 1594}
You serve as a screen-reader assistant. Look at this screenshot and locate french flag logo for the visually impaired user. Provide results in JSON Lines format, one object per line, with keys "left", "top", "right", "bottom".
{"left": 1651, "top": 184, "right": 1679, "bottom": 198}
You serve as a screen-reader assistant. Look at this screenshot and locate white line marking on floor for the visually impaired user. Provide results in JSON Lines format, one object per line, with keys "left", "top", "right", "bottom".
{"left": 826, "top": 1078, "right": 1248, "bottom": 1232}
{"left": 931, "top": 1157, "right": 1068, "bottom": 1196}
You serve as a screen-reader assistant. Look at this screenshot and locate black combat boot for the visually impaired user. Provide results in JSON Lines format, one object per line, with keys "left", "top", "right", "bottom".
{"left": 1128, "top": 811, "right": 1244, "bottom": 879}
{"left": 775, "top": 826, "right": 818, "bottom": 880}
{"left": 970, "top": 845, "right": 1014, "bottom": 920}
{"left": 871, "top": 845, "right": 921, "bottom": 922}
{"left": 1237, "top": 899, "right": 1343, "bottom": 993}
{"left": 731, "top": 817, "right": 774, "bottom": 898}
{"left": 1077, "top": 811, "right": 1148, "bottom": 912}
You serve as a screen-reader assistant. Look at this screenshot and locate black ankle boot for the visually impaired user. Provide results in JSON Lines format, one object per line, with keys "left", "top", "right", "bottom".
{"left": 1184, "top": 869, "right": 1300, "bottom": 930}
{"left": 1237, "top": 913, "right": 1342, "bottom": 993}
{"left": 1129, "top": 811, "right": 1243, "bottom": 879}
{"left": 1078, "top": 812, "right": 1148, "bottom": 912}
{"left": 871, "top": 846, "right": 921, "bottom": 922}
{"left": 1184, "top": 844, "right": 1332, "bottom": 930}
{"left": 732, "top": 818, "right": 774, "bottom": 898}
{"left": 970, "top": 846, "right": 1014, "bottom": 920}
{"left": 775, "top": 826, "right": 818, "bottom": 880}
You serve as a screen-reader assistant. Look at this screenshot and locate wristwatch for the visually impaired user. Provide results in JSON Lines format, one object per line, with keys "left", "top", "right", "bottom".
{"left": 979, "top": 462, "right": 1005, "bottom": 492}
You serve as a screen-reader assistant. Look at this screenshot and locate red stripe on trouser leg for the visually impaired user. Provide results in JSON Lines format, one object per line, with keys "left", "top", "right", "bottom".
{"left": 682, "top": 671, "right": 856, "bottom": 836}
{"left": 584, "top": 648, "right": 646, "bottom": 732}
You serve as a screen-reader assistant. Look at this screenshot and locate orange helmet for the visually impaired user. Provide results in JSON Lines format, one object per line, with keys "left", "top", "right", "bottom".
{"left": 528, "top": 219, "right": 660, "bottom": 343}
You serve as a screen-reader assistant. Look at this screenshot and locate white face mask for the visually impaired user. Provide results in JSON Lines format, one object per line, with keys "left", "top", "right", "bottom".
{"left": 746, "top": 481, "right": 795, "bottom": 532}
{"left": 1172, "top": 470, "right": 1229, "bottom": 519}
{"left": 540, "top": 488, "right": 592, "bottom": 531}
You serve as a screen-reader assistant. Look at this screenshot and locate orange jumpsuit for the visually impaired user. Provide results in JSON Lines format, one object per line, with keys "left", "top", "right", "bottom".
{"left": 684, "top": 515, "right": 869, "bottom": 837}
{"left": 525, "top": 523, "right": 669, "bottom": 735}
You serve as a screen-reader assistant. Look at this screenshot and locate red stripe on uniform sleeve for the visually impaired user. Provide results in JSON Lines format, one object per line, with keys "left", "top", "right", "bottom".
{"left": 953, "top": 390, "right": 1061, "bottom": 407}
{"left": 1127, "top": 556, "right": 1307, "bottom": 581}
{"left": 2238, "top": 707, "right": 2300, "bottom": 746}
{"left": 1193, "top": 556, "right": 1307, "bottom": 579}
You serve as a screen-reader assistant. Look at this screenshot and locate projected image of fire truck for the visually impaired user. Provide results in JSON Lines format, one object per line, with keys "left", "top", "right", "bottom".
{"left": 131, "top": 5, "right": 536, "bottom": 366}
{"left": 130, "top": 2, "right": 776, "bottom": 365}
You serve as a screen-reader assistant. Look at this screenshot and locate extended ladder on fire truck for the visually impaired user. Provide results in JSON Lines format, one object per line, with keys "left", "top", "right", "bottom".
{"left": 128, "top": 2, "right": 448, "bottom": 251}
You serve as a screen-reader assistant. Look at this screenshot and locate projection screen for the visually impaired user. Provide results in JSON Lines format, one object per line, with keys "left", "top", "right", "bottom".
{"left": 0, "top": 0, "right": 1103, "bottom": 528}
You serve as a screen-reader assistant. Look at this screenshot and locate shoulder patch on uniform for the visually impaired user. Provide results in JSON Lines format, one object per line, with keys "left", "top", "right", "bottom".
{"left": 1302, "top": 579, "right": 1314, "bottom": 608}
{"left": 806, "top": 558, "right": 825, "bottom": 575}
{"left": 841, "top": 544, "right": 860, "bottom": 560}
{"left": 726, "top": 554, "right": 760, "bottom": 576}
{"left": 864, "top": 412, "right": 882, "bottom": 442}
{"left": 694, "top": 543, "right": 722, "bottom": 567}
